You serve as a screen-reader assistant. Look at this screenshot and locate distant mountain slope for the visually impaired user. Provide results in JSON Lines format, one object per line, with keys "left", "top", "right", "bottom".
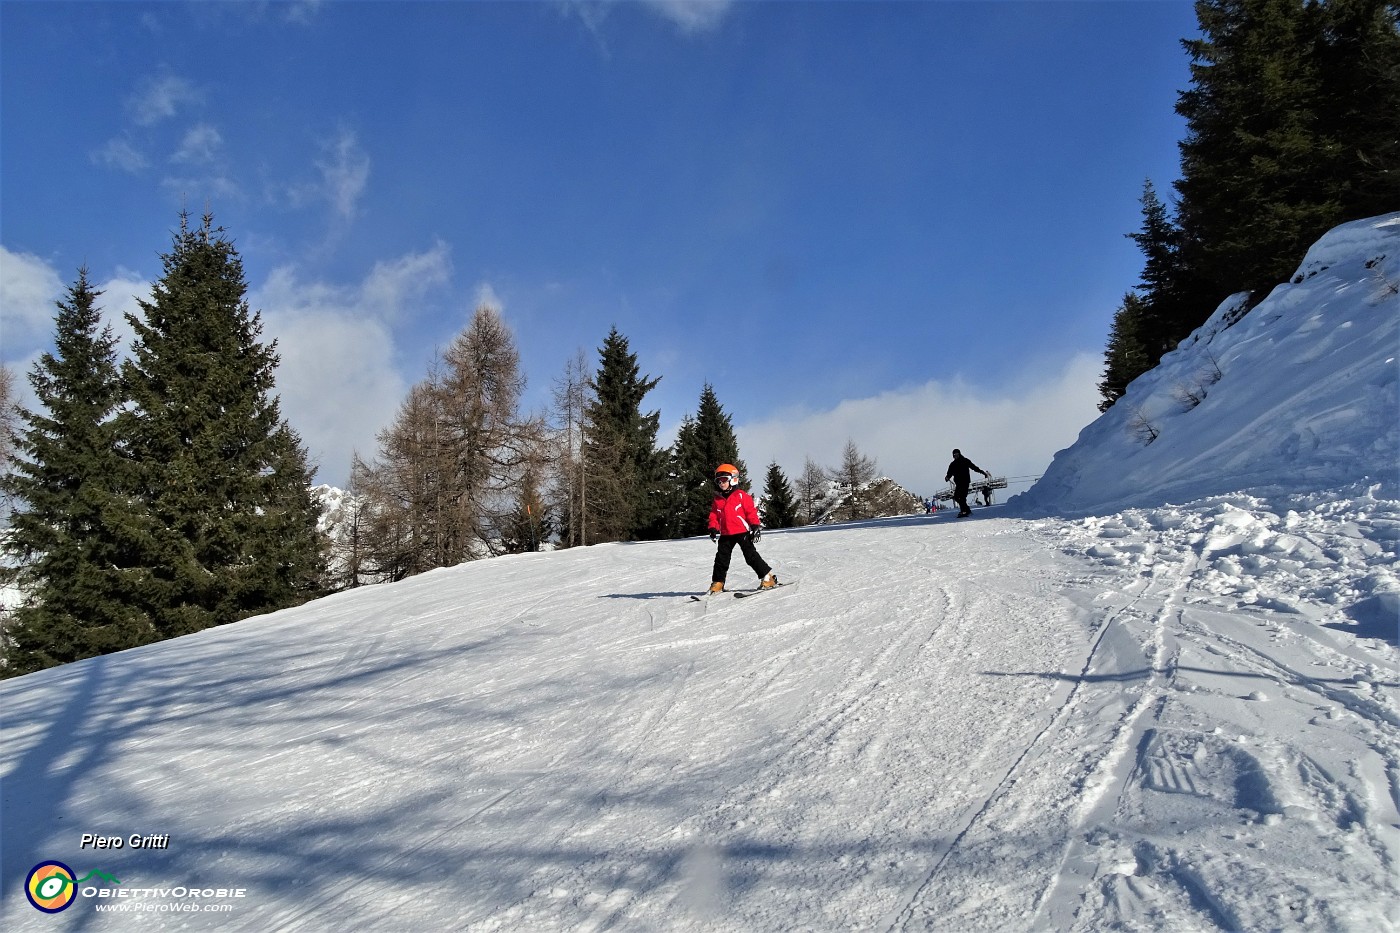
{"left": 800, "top": 476, "right": 926, "bottom": 524}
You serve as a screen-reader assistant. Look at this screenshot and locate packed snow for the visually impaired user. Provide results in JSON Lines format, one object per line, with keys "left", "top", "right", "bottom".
{"left": 2, "top": 214, "right": 1397, "bottom": 931}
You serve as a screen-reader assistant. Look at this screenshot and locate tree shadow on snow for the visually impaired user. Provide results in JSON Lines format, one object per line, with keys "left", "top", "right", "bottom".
{"left": 599, "top": 591, "right": 697, "bottom": 600}
{"left": 982, "top": 663, "right": 1393, "bottom": 688}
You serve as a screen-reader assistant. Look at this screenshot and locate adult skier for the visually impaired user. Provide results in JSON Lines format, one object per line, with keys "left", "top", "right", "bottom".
{"left": 944, "top": 448, "right": 991, "bottom": 518}
{"left": 707, "top": 463, "right": 777, "bottom": 593}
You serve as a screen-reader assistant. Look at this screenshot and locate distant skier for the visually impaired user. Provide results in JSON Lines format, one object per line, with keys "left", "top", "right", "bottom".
{"left": 944, "top": 449, "right": 991, "bottom": 518}
{"left": 707, "top": 463, "right": 777, "bottom": 593}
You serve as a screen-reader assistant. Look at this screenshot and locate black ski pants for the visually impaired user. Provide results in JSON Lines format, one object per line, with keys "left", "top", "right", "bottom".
{"left": 713, "top": 532, "right": 771, "bottom": 584}
{"left": 953, "top": 482, "right": 972, "bottom": 516}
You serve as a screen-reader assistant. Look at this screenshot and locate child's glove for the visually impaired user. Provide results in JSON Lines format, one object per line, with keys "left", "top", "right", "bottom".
{"left": 710, "top": 531, "right": 718, "bottom": 542}
{"left": 750, "top": 526, "right": 762, "bottom": 541}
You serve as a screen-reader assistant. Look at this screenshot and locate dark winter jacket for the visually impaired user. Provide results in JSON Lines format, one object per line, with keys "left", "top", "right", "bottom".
{"left": 945, "top": 454, "right": 987, "bottom": 488}
{"left": 709, "top": 487, "right": 761, "bottom": 536}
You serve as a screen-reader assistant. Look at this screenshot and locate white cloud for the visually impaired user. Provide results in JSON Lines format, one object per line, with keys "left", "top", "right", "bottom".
{"left": 0, "top": 246, "right": 64, "bottom": 349}
{"left": 91, "top": 136, "right": 150, "bottom": 173}
{"left": 94, "top": 75, "right": 204, "bottom": 173}
{"left": 0, "top": 249, "right": 150, "bottom": 359}
{"left": 359, "top": 241, "right": 453, "bottom": 323}
{"left": 315, "top": 128, "right": 371, "bottom": 221}
{"left": 128, "top": 75, "right": 203, "bottom": 127}
{"left": 736, "top": 353, "right": 1105, "bottom": 499}
{"left": 563, "top": 0, "right": 732, "bottom": 42}
{"left": 97, "top": 270, "right": 154, "bottom": 356}
{"left": 254, "top": 243, "right": 453, "bottom": 485}
{"left": 160, "top": 170, "right": 244, "bottom": 205}
{"left": 642, "top": 0, "right": 733, "bottom": 34}
{"left": 0, "top": 257, "right": 151, "bottom": 424}
{"left": 474, "top": 282, "right": 504, "bottom": 312}
{"left": 172, "top": 123, "right": 223, "bottom": 164}
{"left": 282, "top": 0, "right": 325, "bottom": 24}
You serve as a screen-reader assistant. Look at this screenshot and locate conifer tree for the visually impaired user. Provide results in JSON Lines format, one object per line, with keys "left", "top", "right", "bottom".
{"left": 119, "top": 213, "right": 325, "bottom": 639}
{"left": 760, "top": 462, "right": 800, "bottom": 529}
{"left": 1175, "top": 0, "right": 1329, "bottom": 305}
{"left": 581, "top": 328, "right": 665, "bottom": 542}
{"left": 1097, "top": 292, "right": 1154, "bottom": 411}
{"left": 1173, "top": 0, "right": 1399, "bottom": 314}
{"left": 1128, "top": 181, "right": 1191, "bottom": 358}
{"left": 669, "top": 383, "right": 745, "bottom": 538}
{"left": 3, "top": 270, "right": 152, "bottom": 675}
{"left": 1099, "top": 183, "right": 1189, "bottom": 410}
{"left": 1315, "top": 0, "right": 1400, "bottom": 217}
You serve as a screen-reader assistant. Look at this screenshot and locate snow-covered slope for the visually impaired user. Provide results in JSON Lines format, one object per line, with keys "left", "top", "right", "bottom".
{"left": 1012, "top": 212, "right": 1400, "bottom": 517}
{"left": 3, "top": 508, "right": 1396, "bottom": 932}
{"left": 2, "top": 215, "right": 1397, "bottom": 932}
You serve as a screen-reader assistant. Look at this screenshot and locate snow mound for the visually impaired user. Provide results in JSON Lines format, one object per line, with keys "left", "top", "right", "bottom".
{"left": 1012, "top": 212, "right": 1400, "bottom": 518}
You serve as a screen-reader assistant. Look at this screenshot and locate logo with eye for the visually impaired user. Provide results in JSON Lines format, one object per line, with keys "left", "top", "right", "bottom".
{"left": 25, "top": 862, "right": 120, "bottom": 913}
{"left": 26, "top": 862, "right": 78, "bottom": 913}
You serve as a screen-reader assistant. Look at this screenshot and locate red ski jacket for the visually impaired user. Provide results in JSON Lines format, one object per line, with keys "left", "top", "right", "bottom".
{"left": 709, "top": 488, "right": 760, "bottom": 536}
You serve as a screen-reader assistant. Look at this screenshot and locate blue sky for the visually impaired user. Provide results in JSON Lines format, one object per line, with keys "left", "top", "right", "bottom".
{"left": 1, "top": 0, "right": 1200, "bottom": 496}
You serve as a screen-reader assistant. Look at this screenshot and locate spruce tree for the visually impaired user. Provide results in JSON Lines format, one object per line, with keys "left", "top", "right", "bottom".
{"left": 1100, "top": 183, "right": 1189, "bottom": 411}
{"left": 581, "top": 328, "right": 665, "bottom": 542}
{"left": 1313, "top": 0, "right": 1400, "bottom": 218}
{"left": 1175, "top": 0, "right": 1329, "bottom": 306}
{"left": 669, "top": 384, "right": 745, "bottom": 538}
{"left": 119, "top": 213, "right": 325, "bottom": 639}
{"left": 1128, "top": 181, "right": 1192, "bottom": 360}
{"left": 1173, "top": 0, "right": 1398, "bottom": 316}
{"left": 760, "top": 462, "right": 799, "bottom": 529}
{"left": 3, "top": 270, "right": 152, "bottom": 675}
{"left": 1098, "top": 292, "right": 1154, "bottom": 411}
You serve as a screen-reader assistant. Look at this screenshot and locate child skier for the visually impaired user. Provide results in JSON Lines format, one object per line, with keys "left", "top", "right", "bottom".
{"left": 707, "top": 463, "right": 777, "bottom": 593}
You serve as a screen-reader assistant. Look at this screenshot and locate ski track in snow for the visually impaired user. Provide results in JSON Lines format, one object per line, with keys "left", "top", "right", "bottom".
{"left": 2, "top": 499, "right": 1397, "bottom": 933}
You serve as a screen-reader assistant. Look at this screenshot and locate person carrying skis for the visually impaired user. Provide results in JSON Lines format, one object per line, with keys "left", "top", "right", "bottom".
{"left": 707, "top": 463, "right": 777, "bottom": 593}
{"left": 944, "top": 448, "right": 991, "bottom": 518}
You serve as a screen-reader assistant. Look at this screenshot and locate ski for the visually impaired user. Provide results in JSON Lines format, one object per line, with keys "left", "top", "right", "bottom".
{"left": 734, "top": 582, "right": 791, "bottom": 598}
{"left": 689, "top": 581, "right": 792, "bottom": 601}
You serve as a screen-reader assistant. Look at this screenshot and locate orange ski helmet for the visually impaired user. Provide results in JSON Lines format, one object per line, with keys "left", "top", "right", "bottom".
{"left": 713, "top": 463, "right": 740, "bottom": 485}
